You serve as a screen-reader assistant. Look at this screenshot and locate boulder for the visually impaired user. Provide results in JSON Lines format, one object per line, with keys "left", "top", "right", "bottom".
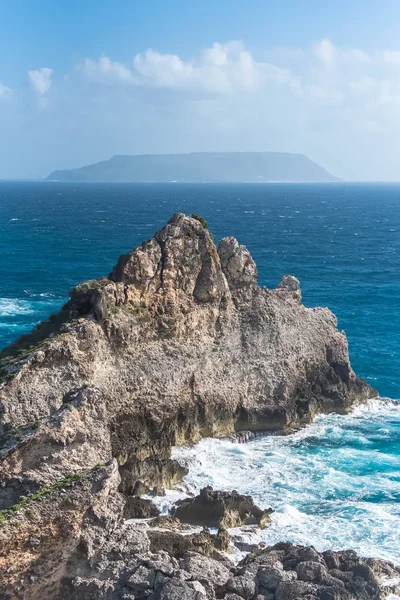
{"left": 126, "top": 565, "right": 156, "bottom": 591}
{"left": 123, "top": 496, "right": 160, "bottom": 519}
{"left": 179, "top": 551, "right": 231, "bottom": 588}
{"left": 150, "top": 578, "right": 207, "bottom": 600}
{"left": 142, "top": 551, "right": 179, "bottom": 576}
{"left": 277, "top": 274, "right": 302, "bottom": 302}
{"left": 148, "top": 525, "right": 231, "bottom": 558}
{"left": 275, "top": 580, "right": 318, "bottom": 600}
{"left": 172, "top": 486, "right": 273, "bottom": 529}
{"left": 226, "top": 573, "right": 257, "bottom": 599}
{"left": 296, "top": 561, "right": 328, "bottom": 582}
{"left": 257, "top": 566, "right": 296, "bottom": 591}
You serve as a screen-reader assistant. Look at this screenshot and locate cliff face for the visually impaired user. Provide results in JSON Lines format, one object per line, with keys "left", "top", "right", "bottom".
{"left": 0, "top": 213, "right": 372, "bottom": 499}
{"left": 0, "top": 213, "right": 376, "bottom": 598}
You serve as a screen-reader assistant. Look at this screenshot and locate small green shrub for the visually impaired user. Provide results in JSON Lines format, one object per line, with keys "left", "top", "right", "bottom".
{"left": 191, "top": 214, "right": 208, "bottom": 229}
{"left": 73, "top": 279, "right": 106, "bottom": 295}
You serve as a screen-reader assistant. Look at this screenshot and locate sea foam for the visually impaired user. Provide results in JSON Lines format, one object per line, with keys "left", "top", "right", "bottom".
{"left": 169, "top": 399, "right": 400, "bottom": 564}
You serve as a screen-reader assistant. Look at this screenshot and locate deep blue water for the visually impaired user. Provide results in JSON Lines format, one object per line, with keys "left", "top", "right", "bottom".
{"left": 1, "top": 181, "right": 399, "bottom": 398}
{"left": 1, "top": 181, "right": 399, "bottom": 562}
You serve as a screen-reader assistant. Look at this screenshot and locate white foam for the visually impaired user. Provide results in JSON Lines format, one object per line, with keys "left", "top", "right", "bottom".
{"left": 0, "top": 295, "right": 61, "bottom": 318}
{"left": 0, "top": 298, "right": 36, "bottom": 316}
{"left": 171, "top": 399, "right": 400, "bottom": 564}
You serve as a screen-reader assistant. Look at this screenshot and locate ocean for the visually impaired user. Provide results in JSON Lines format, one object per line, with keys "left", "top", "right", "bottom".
{"left": 1, "top": 181, "right": 399, "bottom": 562}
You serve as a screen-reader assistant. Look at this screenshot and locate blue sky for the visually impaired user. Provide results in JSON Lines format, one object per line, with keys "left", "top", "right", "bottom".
{"left": 2, "top": 0, "right": 400, "bottom": 179}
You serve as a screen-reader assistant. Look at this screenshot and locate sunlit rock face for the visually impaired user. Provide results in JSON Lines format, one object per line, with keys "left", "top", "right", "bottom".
{"left": 0, "top": 213, "right": 375, "bottom": 599}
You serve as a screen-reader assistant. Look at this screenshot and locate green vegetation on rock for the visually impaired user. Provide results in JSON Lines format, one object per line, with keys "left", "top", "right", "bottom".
{"left": 0, "top": 473, "right": 84, "bottom": 524}
{"left": 191, "top": 214, "right": 208, "bottom": 229}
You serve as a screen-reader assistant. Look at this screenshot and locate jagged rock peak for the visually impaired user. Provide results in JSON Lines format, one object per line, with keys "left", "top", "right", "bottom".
{"left": 218, "top": 236, "right": 258, "bottom": 300}
{"left": 278, "top": 274, "right": 302, "bottom": 302}
{"left": 109, "top": 213, "right": 259, "bottom": 303}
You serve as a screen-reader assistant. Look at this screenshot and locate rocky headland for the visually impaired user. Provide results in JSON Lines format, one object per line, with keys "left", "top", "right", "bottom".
{"left": 1, "top": 213, "right": 396, "bottom": 600}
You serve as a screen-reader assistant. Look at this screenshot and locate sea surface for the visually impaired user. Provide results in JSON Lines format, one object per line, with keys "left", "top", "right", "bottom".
{"left": 0, "top": 181, "right": 399, "bottom": 562}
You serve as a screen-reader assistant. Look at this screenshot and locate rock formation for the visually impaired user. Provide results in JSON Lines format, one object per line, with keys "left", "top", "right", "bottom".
{"left": 0, "top": 213, "right": 381, "bottom": 599}
{"left": 172, "top": 486, "right": 273, "bottom": 529}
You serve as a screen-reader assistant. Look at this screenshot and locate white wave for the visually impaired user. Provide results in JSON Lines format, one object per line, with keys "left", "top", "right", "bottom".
{"left": 0, "top": 298, "right": 36, "bottom": 316}
{"left": 0, "top": 295, "right": 62, "bottom": 318}
{"left": 171, "top": 399, "right": 400, "bottom": 564}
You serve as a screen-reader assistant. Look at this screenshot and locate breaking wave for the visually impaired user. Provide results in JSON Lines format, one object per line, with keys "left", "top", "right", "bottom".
{"left": 169, "top": 399, "right": 400, "bottom": 564}
{"left": 0, "top": 295, "right": 63, "bottom": 346}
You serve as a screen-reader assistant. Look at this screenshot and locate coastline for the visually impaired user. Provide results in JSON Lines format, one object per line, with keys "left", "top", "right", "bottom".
{"left": 162, "top": 397, "right": 400, "bottom": 564}
{"left": 0, "top": 213, "right": 397, "bottom": 599}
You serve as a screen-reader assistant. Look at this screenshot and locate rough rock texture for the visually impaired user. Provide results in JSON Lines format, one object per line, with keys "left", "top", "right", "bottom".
{"left": 0, "top": 214, "right": 373, "bottom": 498}
{"left": 0, "top": 213, "right": 379, "bottom": 598}
{"left": 123, "top": 495, "right": 160, "bottom": 519}
{"left": 173, "top": 486, "right": 273, "bottom": 529}
{"left": 2, "top": 474, "right": 398, "bottom": 600}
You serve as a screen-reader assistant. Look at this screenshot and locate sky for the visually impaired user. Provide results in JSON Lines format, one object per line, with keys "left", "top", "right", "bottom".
{"left": 2, "top": 0, "right": 400, "bottom": 180}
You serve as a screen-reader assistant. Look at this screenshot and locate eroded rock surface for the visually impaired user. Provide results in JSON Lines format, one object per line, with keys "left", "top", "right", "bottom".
{"left": 173, "top": 486, "right": 273, "bottom": 529}
{"left": 0, "top": 214, "right": 373, "bottom": 497}
{"left": 2, "top": 468, "right": 397, "bottom": 600}
{"left": 0, "top": 213, "right": 379, "bottom": 598}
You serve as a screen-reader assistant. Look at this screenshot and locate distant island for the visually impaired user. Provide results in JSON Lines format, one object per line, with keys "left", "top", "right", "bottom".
{"left": 46, "top": 152, "right": 340, "bottom": 183}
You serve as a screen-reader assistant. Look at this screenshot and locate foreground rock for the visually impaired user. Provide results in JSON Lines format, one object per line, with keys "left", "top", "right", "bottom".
{"left": 2, "top": 465, "right": 398, "bottom": 600}
{"left": 0, "top": 213, "right": 378, "bottom": 598}
{"left": 172, "top": 486, "right": 273, "bottom": 529}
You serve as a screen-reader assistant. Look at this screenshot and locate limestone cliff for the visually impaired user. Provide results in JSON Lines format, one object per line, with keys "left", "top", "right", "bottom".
{"left": 0, "top": 214, "right": 371, "bottom": 496}
{"left": 0, "top": 213, "right": 378, "bottom": 599}
{"left": 0, "top": 213, "right": 372, "bottom": 497}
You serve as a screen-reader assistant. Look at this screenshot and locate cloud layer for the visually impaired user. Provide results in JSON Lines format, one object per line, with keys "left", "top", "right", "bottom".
{"left": 79, "top": 37, "right": 400, "bottom": 109}
{"left": 2, "top": 38, "right": 400, "bottom": 179}
{"left": 82, "top": 41, "right": 300, "bottom": 94}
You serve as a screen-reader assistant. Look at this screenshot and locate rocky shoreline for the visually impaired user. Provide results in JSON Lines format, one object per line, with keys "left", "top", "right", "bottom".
{"left": 0, "top": 212, "right": 393, "bottom": 599}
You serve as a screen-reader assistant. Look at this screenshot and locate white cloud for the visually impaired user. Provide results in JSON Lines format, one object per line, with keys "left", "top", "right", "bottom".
{"left": 28, "top": 67, "right": 53, "bottom": 95}
{"left": 314, "top": 39, "right": 337, "bottom": 67}
{"left": 313, "top": 39, "right": 370, "bottom": 67}
{"left": 0, "top": 82, "right": 12, "bottom": 98}
{"left": 349, "top": 75, "right": 400, "bottom": 107}
{"left": 349, "top": 76, "right": 376, "bottom": 94}
{"left": 83, "top": 41, "right": 300, "bottom": 95}
{"left": 82, "top": 56, "right": 135, "bottom": 84}
{"left": 133, "top": 49, "right": 196, "bottom": 88}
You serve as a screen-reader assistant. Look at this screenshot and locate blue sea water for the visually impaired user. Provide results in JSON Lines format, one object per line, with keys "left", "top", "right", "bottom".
{"left": 0, "top": 181, "right": 399, "bottom": 562}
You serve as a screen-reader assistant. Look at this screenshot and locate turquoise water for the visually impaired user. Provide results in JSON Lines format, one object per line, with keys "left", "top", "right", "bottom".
{"left": 170, "top": 399, "right": 400, "bottom": 563}
{"left": 1, "top": 181, "right": 399, "bottom": 561}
